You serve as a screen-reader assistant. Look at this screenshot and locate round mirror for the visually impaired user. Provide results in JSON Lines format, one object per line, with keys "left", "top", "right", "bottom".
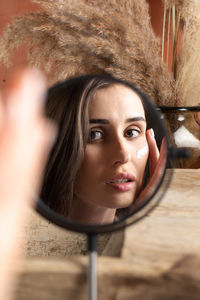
{"left": 36, "top": 74, "right": 171, "bottom": 234}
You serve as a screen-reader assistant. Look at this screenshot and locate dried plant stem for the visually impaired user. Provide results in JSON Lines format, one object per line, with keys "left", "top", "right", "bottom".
{"left": 167, "top": 8, "right": 171, "bottom": 65}
{"left": 161, "top": 2, "right": 181, "bottom": 79}
{"left": 162, "top": 1, "right": 167, "bottom": 62}
{"left": 172, "top": 5, "right": 176, "bottom": 50}
{"left": 172, "top": 10, "right": 181, "bottom": 79}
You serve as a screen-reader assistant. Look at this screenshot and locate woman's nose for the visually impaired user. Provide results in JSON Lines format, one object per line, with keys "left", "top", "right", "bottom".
{"left": 112, "top": 137, "right": 130, "bottom": 166}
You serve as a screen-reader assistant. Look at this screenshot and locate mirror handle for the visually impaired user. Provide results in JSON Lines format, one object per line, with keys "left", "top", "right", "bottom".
{"left": 88, "top": 234, "right": 98, "bottom": 300}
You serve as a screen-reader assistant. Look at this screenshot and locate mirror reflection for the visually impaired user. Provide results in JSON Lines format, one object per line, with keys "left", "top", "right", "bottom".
{"left": 159, "top": 107, "right": 200, "bottom": 168}
{"left": 40, "top": 75, "right": 167, "bottom": 225}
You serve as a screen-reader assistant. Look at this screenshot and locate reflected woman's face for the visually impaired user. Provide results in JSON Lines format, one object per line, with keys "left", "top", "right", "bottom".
{"left": 74, "top": 84, "right": 149, "bottom": 212}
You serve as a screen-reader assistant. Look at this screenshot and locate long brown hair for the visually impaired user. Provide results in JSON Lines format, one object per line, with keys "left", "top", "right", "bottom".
{"left": 41, "top": 74, "right": 146, "bottom": 216}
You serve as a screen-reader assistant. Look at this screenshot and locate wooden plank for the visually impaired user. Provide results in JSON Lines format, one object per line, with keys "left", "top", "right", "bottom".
{"left": 15, "top": 255, "right": 200, "bottom": 300}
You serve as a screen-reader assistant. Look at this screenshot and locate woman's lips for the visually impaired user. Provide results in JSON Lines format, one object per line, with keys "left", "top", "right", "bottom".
{"left": 106, "top": 173, "right": 135, "bottom": 192}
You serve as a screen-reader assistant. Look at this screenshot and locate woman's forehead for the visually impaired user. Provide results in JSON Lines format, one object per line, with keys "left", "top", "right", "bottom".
{"left": 89, "top": 83, "right": 145, "bottom": 119}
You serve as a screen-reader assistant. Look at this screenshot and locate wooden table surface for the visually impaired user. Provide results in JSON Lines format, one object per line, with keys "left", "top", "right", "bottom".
{"left": 15, "top": 169, "right": 200, "bottom": 300}
{"left": 122, "top": 168, "right": 200, "bottom": 275}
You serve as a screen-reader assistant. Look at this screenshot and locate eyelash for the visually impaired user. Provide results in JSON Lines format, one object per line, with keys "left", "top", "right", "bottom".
{"left": 88, "top": 128, "right": 141, "bottom": 142}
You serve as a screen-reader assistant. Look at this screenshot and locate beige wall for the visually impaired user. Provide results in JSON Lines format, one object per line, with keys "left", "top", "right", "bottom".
{"left": 0, "top": 0, "right": 41, "bottom": 90}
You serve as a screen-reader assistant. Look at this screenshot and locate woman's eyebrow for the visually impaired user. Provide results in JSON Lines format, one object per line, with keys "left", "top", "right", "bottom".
{"left": 126, "top": 117, "right": 146, "bottom": 123}
{"left": 89, "top": 117, "right": 146, "bottom": 124}
{"left": 89, "top": 119, "right": 109, "bottom": 124}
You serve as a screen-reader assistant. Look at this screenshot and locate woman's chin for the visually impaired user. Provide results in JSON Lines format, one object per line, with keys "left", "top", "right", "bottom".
{"left": 104, "top": 196, "right": 136, "bottom": 210}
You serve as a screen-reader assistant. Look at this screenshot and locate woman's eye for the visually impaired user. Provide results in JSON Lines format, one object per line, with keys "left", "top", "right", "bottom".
{"left": 89, "top": 130, "right": 103, "bottom": 141}
{"left": 125, "top": 129, "right": 140, "bottom": 138}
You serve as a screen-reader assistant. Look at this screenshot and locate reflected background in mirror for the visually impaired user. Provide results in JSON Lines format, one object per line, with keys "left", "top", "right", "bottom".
{"left": 159, "top": 106, "right": 200, "bottom": 168}
{"left": 39, "top": 74, "right": 169, "bottom": 228}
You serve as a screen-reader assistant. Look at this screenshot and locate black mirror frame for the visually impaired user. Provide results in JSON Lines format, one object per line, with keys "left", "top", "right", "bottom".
{"left": 36, "top": 77, "right": 173, "bottom": 234}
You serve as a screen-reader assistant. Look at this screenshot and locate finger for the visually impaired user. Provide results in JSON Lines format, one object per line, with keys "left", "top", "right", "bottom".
{"left": 24, "top": 119, "right": 57, "bottom": 205}
{"left": 0, "top": 92, "right": 4, "bottom": 131}
{"left": 159, "top": 137, "right": 167, "bottom": 163}
{"left": 0, "top": 67, "right": 56, "bottom": 300}
{"left": 0, "top": 68, "right": 56, "bottom": 206}
{"left": 146, "top": 128, "right": 159, "bottom": 175}
{"left": 133, "top": 137, "right": 167, "bottom": 211}
{"left": 150, "top": 137, "right": 167, "bottom": 181}
{"left": 4, "top": 68, "right": 47, "bottom": 125}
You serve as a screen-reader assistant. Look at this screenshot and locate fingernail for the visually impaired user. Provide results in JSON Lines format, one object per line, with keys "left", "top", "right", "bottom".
{"left": 150, "top": 128, "right": 155, "bottom": 138}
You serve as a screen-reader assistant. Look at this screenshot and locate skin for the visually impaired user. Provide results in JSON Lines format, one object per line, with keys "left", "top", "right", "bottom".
{"left": 71, "top": 83, "right": 160, "bottom": 225}
{"left": 0, "top": 68, "right": 56, "bottom": 300}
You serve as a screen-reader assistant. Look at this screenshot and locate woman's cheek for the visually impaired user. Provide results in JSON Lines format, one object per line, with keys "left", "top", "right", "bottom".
{"left": 136, "top": 141, "right": 149, "bottom": 184}
{"left": 85, "top": 144, "right": 106, "bottom": 167}
{"left": 136, "top": 143, "right": 149, "bottom": 159}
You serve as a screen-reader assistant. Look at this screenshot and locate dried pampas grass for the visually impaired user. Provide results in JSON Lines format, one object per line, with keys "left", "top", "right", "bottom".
{"left": 162, "top": 0, "right": 200, "bottom": 107}
{"left": 162, "top": 0, "right": 183, "bottom": 78}
{"left": 0, "top": 0, "right": 175, "bottom": 106}
{"left": 176, "top": 0, "right": 200, "bottom": 106}
{"left": 164, "top": 0, "right": 184, "bottom": 10}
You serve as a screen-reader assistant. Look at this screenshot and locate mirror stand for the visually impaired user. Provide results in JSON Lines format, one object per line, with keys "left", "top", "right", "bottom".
{"left": 88, "top": 234, "right": 98, "bottom": 300}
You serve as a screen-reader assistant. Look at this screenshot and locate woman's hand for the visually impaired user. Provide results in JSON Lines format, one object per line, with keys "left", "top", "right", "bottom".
{"left": 0, "top": 68, "right": 56, "bottom": 300}
{"left": 133, "top": 129, "right": 167, "bottom": 210}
